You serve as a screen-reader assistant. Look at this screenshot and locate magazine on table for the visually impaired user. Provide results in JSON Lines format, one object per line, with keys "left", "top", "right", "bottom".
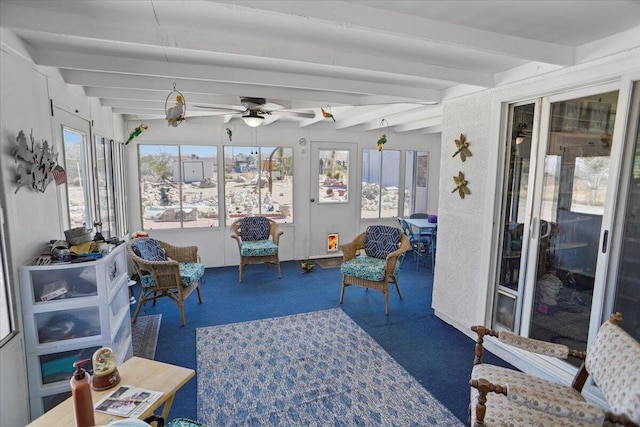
{"left": 94, "top": 384, "right": 163, "bottom": 418}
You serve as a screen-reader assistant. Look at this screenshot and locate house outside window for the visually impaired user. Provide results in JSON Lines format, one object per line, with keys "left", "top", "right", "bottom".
{"left": 224, "top": 146, "right": 293, "bottom": 226}
{"left": 139, "top": 145, "right": 219, "bottom": 229}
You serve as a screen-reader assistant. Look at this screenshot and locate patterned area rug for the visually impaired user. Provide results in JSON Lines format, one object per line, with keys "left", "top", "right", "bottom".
{"left": 196, "top": 309, "right": 463, "bottom": 426}
{"left": 313, "top": 257, "right": 342, "bottom": 269}
{"left": 131, "top": 314, "right": 161, "bottom": 360}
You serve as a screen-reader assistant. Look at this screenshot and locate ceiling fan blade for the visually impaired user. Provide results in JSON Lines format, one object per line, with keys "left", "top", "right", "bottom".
{"left": 270, "top": 110, "right": 316, "bottom": 119}
{"left": 192, "top": 104, "right": 246, "bottom": 114}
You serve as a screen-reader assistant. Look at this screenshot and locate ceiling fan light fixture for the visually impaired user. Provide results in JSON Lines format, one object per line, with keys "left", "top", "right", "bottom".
{"left": 242, "top": 113, "right": 264, "bottom": 127}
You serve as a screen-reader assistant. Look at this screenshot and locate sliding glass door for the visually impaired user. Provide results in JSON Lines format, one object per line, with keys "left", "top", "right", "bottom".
{"left": 609, "top": 81, "right": 640, "bottom": 342}
{"left": 493, "top": 82, "right": 634, "bottom": 371}
{"left": 526, "top": 90, "right": 619, "bottom": 365}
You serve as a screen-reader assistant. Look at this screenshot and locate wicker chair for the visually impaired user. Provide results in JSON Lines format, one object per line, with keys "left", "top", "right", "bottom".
{"left": 127, "top": 238, "right": 204, "bottom": 326}
{"left": 469, "top": 312, "right": 640, "bottom": 426}
{"left": 339, "top": 225, "right": 410, "bottom": 314}
{"left": 230, "top": 216, "right": 283, "bottom": 282}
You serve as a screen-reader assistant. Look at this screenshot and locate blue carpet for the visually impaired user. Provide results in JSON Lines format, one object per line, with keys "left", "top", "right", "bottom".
{"left": 196, "top": 309, "right": 463, "bottom": 426}
{"left": 130, "top": 259, "right": 514, "bottom": 424}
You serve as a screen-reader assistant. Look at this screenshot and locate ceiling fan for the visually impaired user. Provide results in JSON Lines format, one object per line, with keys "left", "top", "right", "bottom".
{"left": 193, "top": 97, "right": 316, "bottom": 127}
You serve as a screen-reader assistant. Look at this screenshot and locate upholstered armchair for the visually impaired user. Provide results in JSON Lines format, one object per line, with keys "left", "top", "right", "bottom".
{"left": 469, "top": 313, "right": 640, "bottom": 426}
{"left": 127, "top": 238, "right": 204, "bottom": 326}
{"left": 230, "top": 216, "right": 283, "bottom": 282}
{"left": 339, "top": 225, "right": 410, "bottom": 314}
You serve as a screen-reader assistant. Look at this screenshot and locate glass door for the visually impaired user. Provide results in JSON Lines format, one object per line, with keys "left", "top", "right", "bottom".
{"left": 493, "top": 83, "right": 631, "bottom": 373}
{"left": 525, "top": 89, "right": 619, "bottom": 365}
{"left": 610, "top": 81, "right": 640, "bottom": 341}
{"left": 309, "top": 142, "right": 357, "bottom": 258}
{"left": 493, "top": 102, "right": 537, "bottom": 333}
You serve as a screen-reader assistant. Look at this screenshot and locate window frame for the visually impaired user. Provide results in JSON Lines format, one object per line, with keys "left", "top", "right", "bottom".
{"left": 0, "top": 206, "right": 16, "bottom": 347}
{"left": 223, "top": 145, "right": 294, "bottom": 226}
{"left": 138, "top": 144, "right": 220, "bottom": 230}
{"left": 361, "top": 148, "right": 402, "bottom": 219}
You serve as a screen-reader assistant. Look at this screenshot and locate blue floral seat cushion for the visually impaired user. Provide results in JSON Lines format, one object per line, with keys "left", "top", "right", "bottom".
{"left": 131, "top": 238, "right": 167, "bottom": 261}
{"left": 364, "top": 225, "right": 401, "bottom": 259}
{"left": 166, "top": 419, "right": 205, "bottom": 427}
{"left": 340, "top": 255, "right": 399, "bottom": 281}
{"left": 140, "top": 262, "right": 205, "bottom": 288}
{"left": 240, "top": 239, "right": 278, "bottom": 257}
{"left": 240, "top": 217, "right": 271, "bottom": 241}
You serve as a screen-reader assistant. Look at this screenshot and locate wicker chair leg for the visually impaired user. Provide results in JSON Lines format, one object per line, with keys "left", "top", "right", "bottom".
{"left": 384, "top": 291, "right": 389, "bottom": 315}
{"left": 339, "top": 280, "right": 346, "bottom": 304}
{"left": 276, "top": 260, "right": 282, "bottom": 278}
{"left": 196, "top": 285, "right": 202, "bottom": 303}
{"left": 239, "top": 262, "right": 244, "bottom": 283}
{"left": 178, "top": 301, "right": 186, "bottom": 326}
{"left": 131, "top": 290, "right": 149, "bottom": 323}
{"left": 391, "top": 276, "right": 403, "bottom": 299}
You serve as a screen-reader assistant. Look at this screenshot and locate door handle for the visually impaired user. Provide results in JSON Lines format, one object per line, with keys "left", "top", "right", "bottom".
{"left": 530, "top": 217, "right": 538, "bottom": 239}
{"left": 602, "top": 230, "right": 609, "bottom": 253}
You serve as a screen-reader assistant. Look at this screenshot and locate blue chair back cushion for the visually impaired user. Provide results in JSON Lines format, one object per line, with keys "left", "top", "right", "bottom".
{"left": 241, "top": 240, "right": 278, "bottom": 256}
{"left": 364, "top": 225, "right": 401, "bottom": 259}
{"left": 140, "top": 262, "right": 205, "bottom": 288}
{"left": 240, "top": 217, "right": 271, "bottom": 241}
{"left": 131, "top": 238, "right": 167, "bottom": 261}
{"left": 340, "top": 256, "right": 399, "bottom": 281}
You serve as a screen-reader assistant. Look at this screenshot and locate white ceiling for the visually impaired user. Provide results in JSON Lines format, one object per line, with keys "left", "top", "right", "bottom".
{"left": 1, "top": 0, "right": 639, "bottom": 133}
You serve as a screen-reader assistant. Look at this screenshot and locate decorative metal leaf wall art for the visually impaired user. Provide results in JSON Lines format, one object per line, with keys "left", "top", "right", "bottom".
{"left": 452, "top": 133, "right": 472, "bottom": 161}
{"left": 452, "top": 171, "right": 471, "bottom": 199}
{"left": 13, "top": 129, "right": 63, "bottom": 193}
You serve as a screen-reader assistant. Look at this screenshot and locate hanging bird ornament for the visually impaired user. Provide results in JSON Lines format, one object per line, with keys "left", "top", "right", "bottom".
{"left": 452, "top": 133, "right": 472, "bottom": 161}
{"left": 125, "top": 124, "right": 148, "bottom": 145}
{"left": 452, "top": 171, "right": 471, "bottom": 199}
{"left": 377, "top": 134, "right": 387, "bottom": 151}
{"left": 166, "top": 95, "right": 185, "bottom": 127}
{"left": 321, "top": 107, "right": 335, "bottom": 122}
{"left": 226, "top": 128, "right": 233, "bottom": 142}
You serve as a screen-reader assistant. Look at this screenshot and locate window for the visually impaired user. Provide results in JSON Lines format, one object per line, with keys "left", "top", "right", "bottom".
{"left": 361, "top": 149, "right": 400, "bottom": 219}
{"left": 402, "top": 151, "right": 430, "bottom": 217}
{"left": 110, "top": 139, "right": 129, "bottom": 237}
{"left": 0, "top": 207, "right": 15, "bottom": 345}
{"left": 94, "top": 135, "right": 115, "bottom": 237}
{"left": 318, "top": 149, "right": 349, "bottom": 204}
{"left": 224, "top": 146, "right": 293, "bottom": 225}
{"left": 139, "top": 145, "right": 219, "bottom": 229}
{"left": 63, "top": 128, "right": 93, "bottom": 229}
{"left": 570, "top": 156, "right": 609, "bottom": 215}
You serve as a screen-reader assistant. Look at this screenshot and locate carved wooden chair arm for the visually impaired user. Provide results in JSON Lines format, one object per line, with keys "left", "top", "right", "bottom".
{"left": 470, "top": 325, "right": 586, "bottom": 366}
{"left": 470, "top": 379, "right": 636, "bottom": 426}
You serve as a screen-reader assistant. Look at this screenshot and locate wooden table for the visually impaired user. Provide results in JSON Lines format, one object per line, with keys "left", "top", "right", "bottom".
{"left": 27, "top": 357, "right": 194, "bottom": 426}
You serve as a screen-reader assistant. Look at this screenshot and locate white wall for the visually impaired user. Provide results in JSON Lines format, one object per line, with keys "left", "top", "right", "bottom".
{"left": 433, "top": 91, "right": 496, "bottom": 330}
{"left": 0, "top": 33, "right": 122, "bottom": 426}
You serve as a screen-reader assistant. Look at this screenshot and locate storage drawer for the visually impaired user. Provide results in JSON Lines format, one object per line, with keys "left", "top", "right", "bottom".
{"left": 106, "top": 246, "right": 127, "bottom": 296}
{"left": 36, "top": 346, "right": 100, "bottom": 386}
{"left": 112, "top": 317, "right": 132, "bottom": 363}
{"left": 109, "top": 283, "right": 130, "bottom": 326}
{"left": 34, "top": 306, "right": 102, "bottom": 345}
{"left": 28, "top": 265, "right": 98, "bottom": 304}
{"left": 30, "top": 390, "right": 72, "bottom": 420}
